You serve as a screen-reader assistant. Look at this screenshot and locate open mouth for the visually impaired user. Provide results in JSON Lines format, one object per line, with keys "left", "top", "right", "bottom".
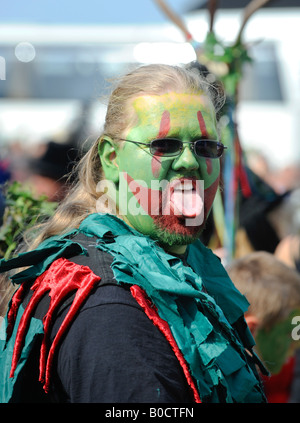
{"left": 168, "top": 178, "right": 204, "bottom": 218}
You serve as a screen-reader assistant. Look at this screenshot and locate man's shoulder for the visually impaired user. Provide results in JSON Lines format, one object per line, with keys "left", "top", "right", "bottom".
{"left": 23, "top": 232, "right": 136, "bottom": 321}
{"left": 68, "top": 232, "right": 115, "bottom": 287}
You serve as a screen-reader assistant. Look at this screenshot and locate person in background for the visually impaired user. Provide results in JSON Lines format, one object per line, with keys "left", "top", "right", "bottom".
{"left": 0, "top": 64, "right": 266, "bottom": 403}
{"left": 26, "top": 141, "right": 79, "bottom": 202}
{"left": 226, "top": 251, "right": 300, "bottom": 403}
{"left": 272, "top": 188, "right": 300, "bottom": 273}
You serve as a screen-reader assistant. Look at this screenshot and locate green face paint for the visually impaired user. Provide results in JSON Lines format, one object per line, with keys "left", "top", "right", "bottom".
{"left": 107, "top": 92, "right": 221, "bottom": 252}
{"left": 256, "top": 309, "right": 300, "bottom": 375}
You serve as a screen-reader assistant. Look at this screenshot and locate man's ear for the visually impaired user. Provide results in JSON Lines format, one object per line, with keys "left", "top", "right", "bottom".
{"left": 98, "top": 136, "right": 119, "bottom": 183}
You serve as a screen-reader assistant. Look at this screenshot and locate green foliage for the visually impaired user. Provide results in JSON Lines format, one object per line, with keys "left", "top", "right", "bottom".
{"left": 0, "top": 182, "right": 57, "bottom": 260}
{"left": 202, "top": 32, "right": 252, "bottom": 97}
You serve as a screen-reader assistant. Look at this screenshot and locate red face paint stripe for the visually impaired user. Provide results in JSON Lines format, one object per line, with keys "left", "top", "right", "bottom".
{"left": 123, "top": 172, "right": 157, "bottom": 214}
{"left": 197, "top": 111, "right": 208, "bottom": 138}
{"left": 151, "top": 110, "right": 171, "bottom": 178}
{"left": 158, "top": 110, "right": 171, "bottom": 138}
{"left": 205, "top": 158, "right": 213, "bottom": 175}
{"left": 203, "top": 176, "right": 220, "bottom": 218}
{"left": 151, "top": 156, "right": 162, "bottom": 179}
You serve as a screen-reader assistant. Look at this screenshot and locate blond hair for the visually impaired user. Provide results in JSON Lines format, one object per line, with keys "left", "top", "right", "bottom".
{"left": 226, "top": 251, "right": 300, "bottom": 329}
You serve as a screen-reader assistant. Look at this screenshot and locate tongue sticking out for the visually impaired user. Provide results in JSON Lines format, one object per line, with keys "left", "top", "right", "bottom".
{"left": 170, "top": 182, "right": 203, "bottom": 218}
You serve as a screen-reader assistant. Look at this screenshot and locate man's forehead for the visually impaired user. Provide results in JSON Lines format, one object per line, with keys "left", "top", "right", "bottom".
{"left": 131, "top": 91, "right": 212, "bottom": 112}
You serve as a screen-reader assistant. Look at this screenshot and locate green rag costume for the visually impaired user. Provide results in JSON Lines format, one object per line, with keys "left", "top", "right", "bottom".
{"left": 0, "top": 213, "right": 267, "bottom": 402}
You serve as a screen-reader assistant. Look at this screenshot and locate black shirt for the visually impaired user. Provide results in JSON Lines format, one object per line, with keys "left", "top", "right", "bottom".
{"left": 47, "top": 240, "right": 194, "bottom": 403}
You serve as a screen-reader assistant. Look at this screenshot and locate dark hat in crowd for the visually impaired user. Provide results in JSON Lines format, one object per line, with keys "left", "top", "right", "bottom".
{"left": 239, "top": 167, "right": 288, "bottom": 253}
{"left": 239, "top": 195, "right": 281, "bottom": 253}
{"left": 29, "top": 141, "right": 80, "bottom": 182}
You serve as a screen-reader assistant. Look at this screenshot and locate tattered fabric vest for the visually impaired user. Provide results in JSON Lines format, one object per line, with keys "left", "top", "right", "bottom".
{"left": 0, "top": 213, "right": 267, "bottom": 403}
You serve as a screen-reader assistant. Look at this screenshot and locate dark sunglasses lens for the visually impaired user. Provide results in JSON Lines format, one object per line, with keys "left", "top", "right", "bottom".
{"left": 150, "top": 138, "right": 182, "bottom": 156}
{"left": 195, "top": 140, "right": 224, "bottom": 158}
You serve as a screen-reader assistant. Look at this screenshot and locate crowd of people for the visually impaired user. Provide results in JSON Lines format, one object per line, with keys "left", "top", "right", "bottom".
{"left": 0, "top": 62, "right": 299, "bottom": 403}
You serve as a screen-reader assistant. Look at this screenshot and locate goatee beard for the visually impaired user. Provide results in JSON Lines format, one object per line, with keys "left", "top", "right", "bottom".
{"left": 151, "top": 213, "right": 204, "bottom": 248}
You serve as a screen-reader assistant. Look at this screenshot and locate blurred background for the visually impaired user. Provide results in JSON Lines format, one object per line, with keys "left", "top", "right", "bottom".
{"left": 0, "top": 0, "right": 299, "bottom": 175}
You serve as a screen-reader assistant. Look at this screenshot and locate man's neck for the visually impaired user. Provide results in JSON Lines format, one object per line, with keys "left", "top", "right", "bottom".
{"left": 163, "top": 244, "right": 187, "bottom": 255}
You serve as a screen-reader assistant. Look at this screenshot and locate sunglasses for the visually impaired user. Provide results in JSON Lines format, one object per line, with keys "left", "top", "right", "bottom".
{"left": 119, "top": 138, "right": 226, "bottom": 159}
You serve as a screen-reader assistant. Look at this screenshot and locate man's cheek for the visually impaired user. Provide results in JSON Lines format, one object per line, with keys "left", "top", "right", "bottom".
{"left": 204, "top": 175, "right": 220, "bottom": 215}
{"left": 203, "top": 161, "right": 220, "bottom": 189}
{"left": 151, "top": 155, "right": 163, "bottom": 178}
{"left": 120, "top": 172, "right": 160, "bottom": 216}
{"left": 205, "top": 158, "right": 213, "bottom": 175}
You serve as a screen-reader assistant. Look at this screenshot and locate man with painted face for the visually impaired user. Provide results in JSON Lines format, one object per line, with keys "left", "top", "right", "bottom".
{"left": 0, "top": 64, "right": 267, "bottom": 403}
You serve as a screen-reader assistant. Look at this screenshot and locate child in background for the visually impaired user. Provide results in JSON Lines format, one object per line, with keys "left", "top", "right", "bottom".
{"left": 226, "top": 251, "right": 300, "bottom": 402}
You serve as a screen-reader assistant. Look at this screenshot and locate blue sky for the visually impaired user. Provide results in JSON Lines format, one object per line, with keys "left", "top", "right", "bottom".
{"left": 0, "top": 0, "right": 199, "bottom": 25}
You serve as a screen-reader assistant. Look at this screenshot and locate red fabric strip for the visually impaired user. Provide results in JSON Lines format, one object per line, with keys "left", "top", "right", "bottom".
{"left": 130, "top": 284, "right": 201, "bottom": 403}
{"left": 9, "top": 257, "right": 101, "bottom": 394}
{"left": 10, "top": 284, "right": 50, "bottom": 377}
{"left": 40, "top": 261, "right": 101, "bottom": 392}
{"left": 6, "top": 281, "right": 30, "bottom": 340}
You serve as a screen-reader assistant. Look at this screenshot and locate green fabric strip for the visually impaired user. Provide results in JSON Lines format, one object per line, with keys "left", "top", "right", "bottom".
{"left": 0, "top": 305, "right": 44, "bottom": 402}
{"left": 0, "top": 232, "right": 85, "bottom": 284}
{"left": 187, "top": 240, "right": 250, "bottom": 325}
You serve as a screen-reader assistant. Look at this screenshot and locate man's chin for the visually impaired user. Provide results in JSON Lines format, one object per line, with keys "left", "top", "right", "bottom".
{"left": 152, "top": 214, "right": 204, "bottom": 248}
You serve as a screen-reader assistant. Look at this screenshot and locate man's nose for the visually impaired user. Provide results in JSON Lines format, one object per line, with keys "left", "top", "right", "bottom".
{"left": 171, "top": 145, "right": 199, "bottom": 172}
